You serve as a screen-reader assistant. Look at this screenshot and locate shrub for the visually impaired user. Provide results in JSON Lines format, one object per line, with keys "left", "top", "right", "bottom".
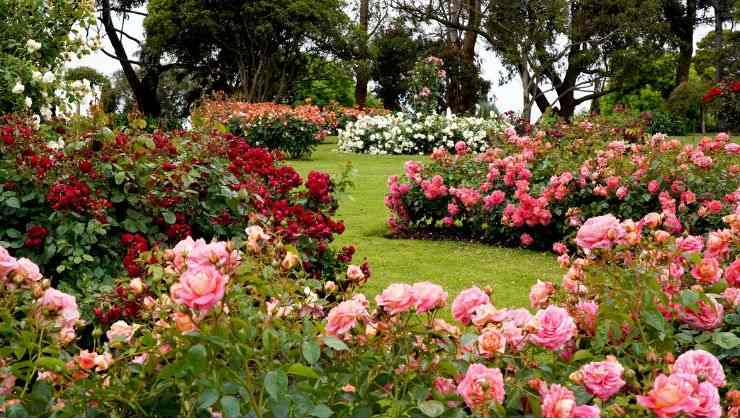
{"left": 386, "top": 117, "right": 740, "bottom": 249}
{"left": 0, "top": 115, "right": 352, "bottom": 301}
{"left": 337, "top": 112, "right": 503, "bottom": 155}
{"left": 0, "top": 208, "right": 738, "bottom": 417}
{"left": 228, "top": 114, "right": 320, "bottom": 159}
{"left": 648, "top": 110, "right": 690, "bottom": 136}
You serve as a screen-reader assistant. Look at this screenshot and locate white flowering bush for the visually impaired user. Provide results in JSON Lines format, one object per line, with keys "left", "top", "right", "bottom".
{"left": 0, "top": 0, "right": 98, "bottom": 117}
{"left": 337, "top": 112, "right": 504, "bottom": 155}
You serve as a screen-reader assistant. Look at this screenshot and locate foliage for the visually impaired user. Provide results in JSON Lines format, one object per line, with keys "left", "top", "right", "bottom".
{"left": 371, "top": 22, "right": 423, "bottom": 111}
{"left": 229, "top": 115, "right": 321, "bottom": 160}
{"left": 0, "top": 0, "right": 97, "bottom": 115}
{"left": 292, "top": 56, "right": 356, "bottom": 107}
{"left": 694, "top": 30, "right": 740, "bottom": 82}
{"left": 408, "top": 56, "right": 446, "bottom": 115}
{"left": 0, "top": 114, "right": 351, "bottom": 303}
{"left": 647, "top": 110, "right": 690, "bottom": 136}
{"left": 337, "top": 112, "right": 503, "bottom": 155}
{"left": 386, "top": 117, "right": 740, "bottom": 249}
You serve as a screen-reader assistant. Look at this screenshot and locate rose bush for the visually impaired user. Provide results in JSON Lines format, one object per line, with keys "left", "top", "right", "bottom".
{"left": 0, "top": 115, "right": 354, "bottom": 303}
{"left": 386, "top": 116, "right": 739, "bottom": 249}
{"left": 337, "top": 112, "right": 504, "bottom": 155}
{"left": 1, "top": 207, "right": 739, "bottom": 417}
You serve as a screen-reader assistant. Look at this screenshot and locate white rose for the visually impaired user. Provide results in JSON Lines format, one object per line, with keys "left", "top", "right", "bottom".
{"left": 25, "top": 39, "right": 41, "bottom": 53}
{"left": 42, "top": 72, "right": 55, "bottom": 84}
{"left": 12, "top": 81, "right": 25, "bottom": 94}
{"left": 24, "top": 97, "right": 32, "bottom": 108}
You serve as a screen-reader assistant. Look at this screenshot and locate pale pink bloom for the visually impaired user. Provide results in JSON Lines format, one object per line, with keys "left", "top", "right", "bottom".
{"left": 574, "top": 300, "right": 599, "bottom": 335}
{"left": 14, "top": 258, "right": 42, "bottom": 282}
{"left": 723, "top": 287, "right": 740, "bottom": 307}
{"left": 375, "top": 283, "right": 416, "bottom": 315}
{"left": 325, "top": 299, "right": 368, "bottom": 336}
{"left": 724, "top": 258, "right": 740, "bottom": 287}
{"left": 676, "top": 235, "right": 703, "bottom": 253}
{"left": 579, "top": 356, "right": 625, "bottom": 400}
{"left": 679, "top": 298, "right": 724, "bottom": 330}
{"left": 245, "top": 226, "right": 271, "bottom": 253}
{"left": 529, "top": 280, "right": 554, "bottom": 309}
{"left": 452, "top": 287, "right": 490, "bottom": 325}
{"left": 433, "top": 377, "right": 457, "bottom": 396}
{"left": 0, "top": 246, "right": 17, "bottom": 280}
{"left": 616, "top": 186, "right": 629, "bottom": 200}
{"left": 38, "top": 288, "right": 80, "bottom": 330}
{"left": 170, "top": 265, "right": 228, "bottom": 312}
{"left": 346, "top": 265, "right": 365, "bottom": 282}
{"left": 351, "top": 293, "right": 369, "bottom": 307}
{"left": 106, "top": 320, "right": 135, "bottom": 343}
{"left": 471, "top": 304, "right": 507, "bottom": 328}
{"left": 188, "top": 240, "right": 239, "bottom": 271}
{"left": 689, "top": 381, "right": 721, "bottom": 417}
{"left": 690, "top": 256, "right": 723, "bottom": 285}
{"left": 672, "top": 350, "right": 725, "bottom": 387}
{"left": 501, "top": 321, "right": 527, "bottom": 351}
{"left": 637, "top": 373, "right": 700, "bottom": 418}
{"left": 539, "top": 382, "right": 600, "bottom": 418}
{"left": 530, "top": 306, "right": 577, "bottom": 351}
{"left": 94, "top": 352, "right": 114, "bottom": 372}
{"left": 576, "top": 214, "right": 625, "bottom": 251}
{"left": 341, "top": 384, "right": 356, "bottom": 393}
{"left": 456, "top": 363, "right": 505, "bottom": 410}
{"left": 477, "top": 327, "right": 506, "bottom": 357}
{"left": 132, "top": 353, "right": 149, "bottom": 365}
{"left": 172, "top": 236, "right": 198, "bottom": 271}
{"left": 412, "top": 282, "right": 447, "bottom": 313}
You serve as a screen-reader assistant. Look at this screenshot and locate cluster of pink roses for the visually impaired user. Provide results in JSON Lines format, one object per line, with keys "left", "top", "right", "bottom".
{"left": 169, "top": 236, "right": 240, "bottom": 313}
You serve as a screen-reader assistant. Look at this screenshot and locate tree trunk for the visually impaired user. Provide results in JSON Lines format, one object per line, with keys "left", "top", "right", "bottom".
{"left": 713, "top": 0, "right": 724, "bottom": 81}
{"left": 99, "top": 0, "right": 161, "bottom": 117}
{"left": 519, "top": 61, "right": 532, "bottom": 123}
{"left": 675, "top": 0, "right": 696, "bottom": 87}
{"left": 590, "top": 78, "right": 602, "bottom": 114}
{"left": 354, "top": 0, "right": 370, "bottom": 108}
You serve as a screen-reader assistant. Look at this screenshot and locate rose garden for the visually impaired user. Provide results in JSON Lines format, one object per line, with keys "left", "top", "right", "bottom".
{"left": 1, "top": 1, "right": 740, "bottom": 418}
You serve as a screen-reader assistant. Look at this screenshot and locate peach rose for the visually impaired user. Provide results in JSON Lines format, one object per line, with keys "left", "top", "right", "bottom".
{"left": 477, "top": 327, "right": 506, "bottom": 357}
{"left": 637, "top": 373, "right": 700, "bottom": 417}
{"left": 106, "top": 320, "right": 136, "bottom": 343}
{"left": 539, "top": 382, "right": 600, "bottom": 418}
{"left": 14, "top": 258, "right": 42, "bottom": 282}
{"left": 0, "top": 246, "right": 17, "bottom": 280}
{"left": 529, "top": 280, "right": 554, "bottom": 309}
{"left": 78, "top": 350, "right": 97, "bottom": 370}
{"left": 691, "top": 256, "right": 723, "bottom": 285}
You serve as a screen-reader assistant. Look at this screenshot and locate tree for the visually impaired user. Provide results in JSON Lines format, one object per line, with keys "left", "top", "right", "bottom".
{"left": 371, "top": 22, "right": 423, "bottom": 109}
{"left": 694, "top": 30, "right": 740, "bottom": 80}
{"left": 145, "top": 0, "right": 349, "bottom": 103}
{"left": 662, "top": 0, "right": 698, "bottom": 88}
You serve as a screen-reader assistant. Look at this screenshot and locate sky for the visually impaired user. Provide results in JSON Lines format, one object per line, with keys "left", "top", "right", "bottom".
{"left": 71, "top": 10, "right": 713, "bottom": 119}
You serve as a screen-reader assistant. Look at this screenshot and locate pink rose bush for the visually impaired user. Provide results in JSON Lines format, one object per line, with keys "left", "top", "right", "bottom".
{"left": 456, "top": 363, "right": 505, "bottom": 414}
{"left": 386, "top": 116, "right": 739, "bottom": 251}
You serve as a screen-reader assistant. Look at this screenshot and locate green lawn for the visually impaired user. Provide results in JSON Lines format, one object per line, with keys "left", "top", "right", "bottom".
{"left": 289, "top": 138, "right": 561, "bottom": 309}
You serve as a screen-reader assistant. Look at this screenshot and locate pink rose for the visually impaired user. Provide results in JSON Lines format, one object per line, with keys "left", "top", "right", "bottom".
{"left": 375, "top": 283, "right": 416, "bottom": 315}
{"left": 689, "top": 381, "right": 721, "bottom": 418}
{"left": 94, "top": 352, "right": 113, "bottom": 372}
{"left": 552, "top": 242, "right": 568, "bottom": 255}
{"left": 346, "top": 265, "right": 365, "bottom": 282}
{"left": 576, "top": 214, "right": 625, "bottom": 251}
{"left": 529, "top": 280, "right": 554, "bottom": 309}
{"left": 648, "top": 180, "right": 660, "bottom": 193}
{"left": 573, "top": 300, "right": 598, "bottom": 335}
{"left": 539, "top": 382, "right": 600, "bottom": 418}
{"left": 726, "top": 259, "right": 740, "bottom": 287}
{"left": 187, "top": 239, "right": 239, "bottom": 271}
{"left": 172, "top": 236, "right": 198, "bottom": 271}
{"left": 520, "top": 233, "right": 534, "bottom": 247}
{"left": 433, "top": 377, "right": 457, "bottom": 396}
{"left": 325, "top": 299, "right": 368, "bottom": 336}
{"left": 456, "top": 363, "right": 505, "bottom": 411}
{"left": 471, "top": 304, "right": 507, "bottom": 328}
{"left": 679, "top": 298, "right": 724, "bottom": 330}
{"left": 404, "top": 160, "right": 424, "bottom": 182}
{"left": 412, "top": 282, "right": 447, "bottom": 313}
{"left": 676, "top": 235, "right": 703, "bottom": 253}
{"left": 690, "top": 257, "right": 723, "bottom": 285}
{"left": 723, "top": 287, "right": 740, "bottom": 307}
{"left": 14, "top": 258, "right": 42, "bottom": 282}
{"left": 78, "top": 350, "right": 97, "bottom": 370}
{"left": 106, "top": 320, "right": 136, "bottom": 343}
{"left": 452, "top": 287, "right": 490, "bottom": 325}
{"left": 578, "top": 356, "right": 625, "bottom": 400}
{"left": 483, "top": 190, "right": 506, "bottom": 210}
{"left": 0, "top": 246, "right": 17, "bottom": 280}
{"left": 672, "top": 350, "right": 725, "bottom": 387}
{"left": 530, "top": 305, "right": 577, "bottom": 351}
{"left": 477, "top": 327, "right": 506, "bottom": 357}
{"left": 637, "top": 373, "right": 700, "bottom": 418}
{"left": 170, "top": 265, "right": 228, "bottom": 312}
{"left": 38, "top": 288, "right": 79, "bottom": 330}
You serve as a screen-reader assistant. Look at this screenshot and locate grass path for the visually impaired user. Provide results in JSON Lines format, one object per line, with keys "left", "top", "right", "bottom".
{"left": 289, "top": 139, "right": 561, "bottom": 308}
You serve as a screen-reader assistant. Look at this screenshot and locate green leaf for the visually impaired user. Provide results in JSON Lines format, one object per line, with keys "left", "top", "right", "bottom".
{"left": 323, "top": 335, "right": 349, "bottom": 351}
{"left": 418, "top": 400, "right": 445, "bottom": 417}
{"left": 219, "top": 396, "right": 240, "bottom": 417}
{"left": 309, "top": 403, "right": 333, "bottom": 418}
{"left": 264, "top": 369, "right": 288, "bottom": 401}
{"left": 572, "top": 350, "right": 593, "bottom": 361}
{"left": 197, "top": 388, "right": 219, "bottom": 410}
{"left": 4, "top": 228, "right": 22, "bottom": 238}
{"left": 114, "top": 171, "right": 127, "bottom": 185}
{"left": 713, "top": 332, "right": 740, "bottom": 350}
{"left": 188, "top": 344, "right": 208, "bottom": 371}
{"left": 162, "top": 211, "right": 176, "bottom": 225}
{"left": 287, "top": 363, "right": 319, "bottom": 379}
{"left": 642, "top": 309, "right": 666, "bottom": 334}
{"left": 302, "top": 340, "right": 320, "bottom": 364}
{"left": 5, "top": 197, "right": 20, "bottom": 209}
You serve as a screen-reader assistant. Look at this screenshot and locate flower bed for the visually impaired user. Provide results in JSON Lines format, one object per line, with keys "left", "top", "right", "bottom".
{"left": 0, "top": 208, "right": 738, "bottom": 417}
{"left": 386, "top": 118, "right": 740, "bottom": 249}
{"left": 0, "top": 115, "right": 354, "bottom": 300}
{"left": 337, "top": 112, "right": 503, "bottom": 155}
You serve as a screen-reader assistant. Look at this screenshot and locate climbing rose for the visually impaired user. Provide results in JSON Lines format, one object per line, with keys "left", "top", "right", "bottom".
{"left": 170, "top": 265, "right": 228, "bottom": 312}
{"left": 672, "top": 350, "right": 725, "bottom": 388}
{"left": 529, "top": 305, "right": 577, "bottom": 351}
{"left": 456, "top": 363, "right": 505, "bottom": 411}
{"left": 576, "top": 214, "right": 624, "bottom": 251}
{"left": 452, "top": 287, "right": 490, "bottom": 325}
{"left": 578, "top": 356, "right": 625, "bottom": 400}
{"left": 375, "top": 283, "right": 416, "bottom": 315}
{"left": 637, "top": 373, "right": 700, "bottom": 418}
{"left": 412, "top": 282, "right": 447, "bottom": 313}
{"left": 325, "top": 299, "right": 368, "bottom": 336}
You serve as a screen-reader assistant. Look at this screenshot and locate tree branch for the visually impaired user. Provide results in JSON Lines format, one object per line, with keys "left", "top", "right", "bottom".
{"left": 100, "top": 48, "right": 142, "bottom": 65}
